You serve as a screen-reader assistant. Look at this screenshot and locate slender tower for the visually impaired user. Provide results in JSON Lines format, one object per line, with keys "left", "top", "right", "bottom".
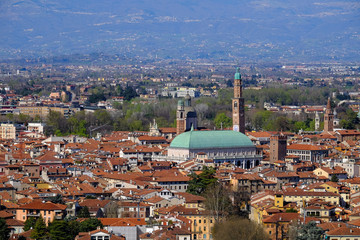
{"left": 324, "top": 97, "right": 334, "bottom": 132}
{"left": 176, "top": 100, "right": 186, "bottom": 135}
{"left": 315, "top": 111, "right": 320, "bottom": 131}
{"left": 232, "top": 68, "right": 245, "bottom": 134}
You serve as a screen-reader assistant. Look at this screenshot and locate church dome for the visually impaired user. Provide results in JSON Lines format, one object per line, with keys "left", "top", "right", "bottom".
{"left": 170, "top": 130, "right": 254, "bottom": 149}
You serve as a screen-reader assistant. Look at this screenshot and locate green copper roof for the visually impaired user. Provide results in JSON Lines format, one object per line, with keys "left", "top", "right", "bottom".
{"left": 170, "top": 130, "right": 254, "bottom": 149}
{"left": 234, "top": 67, "right": 241, "bottom": 80}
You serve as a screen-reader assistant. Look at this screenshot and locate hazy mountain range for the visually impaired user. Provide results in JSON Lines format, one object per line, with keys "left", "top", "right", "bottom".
{"left": 0, "top": 0, "right": 359, "bottom": 62}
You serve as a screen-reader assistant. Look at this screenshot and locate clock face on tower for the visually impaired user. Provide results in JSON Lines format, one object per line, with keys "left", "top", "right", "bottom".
{"left": 233, "top": 125, "right": 239, "bottom": 132}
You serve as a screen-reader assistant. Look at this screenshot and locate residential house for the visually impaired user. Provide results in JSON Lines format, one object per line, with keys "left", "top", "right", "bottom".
{"left": 16, "top": 200, "right": 67, "bottom": 225}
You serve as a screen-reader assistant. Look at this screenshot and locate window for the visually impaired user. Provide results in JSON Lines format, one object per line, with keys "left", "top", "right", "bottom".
{"left": 203, "top": 234, "right": 207, "bottom": 239}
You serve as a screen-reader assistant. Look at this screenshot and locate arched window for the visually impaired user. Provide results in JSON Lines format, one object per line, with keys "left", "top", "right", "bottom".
{"left": 234, "top": 101, "right": 238, "bottom": 109}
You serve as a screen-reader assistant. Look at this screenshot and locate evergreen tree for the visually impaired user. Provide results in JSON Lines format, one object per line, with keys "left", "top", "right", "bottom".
{"left": 67, "top": 220, "right": 81, "bottom": 239}
{"left": 79, "top": 218, "right": 103, "bottom": 232}
{"left": 48, "top": 220, "right": 72, "bottom": 240}
{"left": 296, "top": 221, "right": 324, "bottom": 240}
{"left": 123, "top": 86, "right": 138, "bottom": 101}
{"left": 24, "top": 216, "right": 37, "bottom": 231}
{"left": 331, "top": 175, "right": 339, "bottom": 182}
{"left": 0, "top": 218, "right": 11, "bottom": 240}
{"left": 30, "top": 217, "right": 48, "bottom": 240}
{"left": 78, "top": 206, "right": 91, "bottom": 218}
{"left": 187, "top": 166, "right": 217, "bottom": 195}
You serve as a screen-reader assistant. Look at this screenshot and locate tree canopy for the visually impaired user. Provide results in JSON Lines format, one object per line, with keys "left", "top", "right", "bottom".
{"left": 24, "top": 216, "right": 37, "bottom": 231}
{"left": 212, "top": 217, "right": 268, "bottom": 240}
{"left": 186, "top": 167, "right": 217, "bottom": 195}
{"left": 49, "top": 220, "right": 73, "bottom": 240}
{"left": 0, "top": 218, "right": 11, "bottom": 240}
{"left": 214, "top": 113, "right": 232, "bottom": 129}
{"left": 295, "top": 221, "right": 324, "bottom": 240}
{"left": 27, "top": 217, "right": 103, "bottom": 240}
{"left": 78, "top": 206, "right": 91, "bottom": 218}
{"left": 30, "top": 217, "right": 48, "bottom": 240}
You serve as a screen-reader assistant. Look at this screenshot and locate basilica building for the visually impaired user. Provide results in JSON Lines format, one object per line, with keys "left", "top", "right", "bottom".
{"left": 167, "top": 68, "right": 262, "bottom": 168}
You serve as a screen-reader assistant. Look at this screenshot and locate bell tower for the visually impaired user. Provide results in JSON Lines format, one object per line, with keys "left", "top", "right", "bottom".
{"left": 176, "top": 100, "right": 186, "bottom": 135}
{"left": 232, "top": 68, "right": 245, "bottom": 134}
{"left": 324, "top": 97, "right": 334, "bottom": 132}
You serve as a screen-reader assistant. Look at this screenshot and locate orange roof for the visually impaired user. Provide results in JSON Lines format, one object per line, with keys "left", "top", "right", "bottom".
{"left": 20, "top": 200, "right": 67, "bottom": 210}
{"left": 337, "top": 130, "right": 360, "bottom": 136}
{"left": 263, "top": 213, "right": 300, "bottom": 223}
{"left": 247, "top": 131, "right": 272, "bottom": 138}
{"left": 138, "top": 136, "right": 167, "bottom": 141}
{"left": 326, "top": 227, "right": 360, "bottom": 236}
{"left": 99, "top": 218, "right": 146, "bottom": 226}
{"left": 287, "top": 143, "right": 326, "bottom": 151}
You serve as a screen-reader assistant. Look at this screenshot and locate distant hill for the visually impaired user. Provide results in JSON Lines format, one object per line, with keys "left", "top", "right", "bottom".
{"left": 0, "top": 0, "right": 359, "bottom": 62}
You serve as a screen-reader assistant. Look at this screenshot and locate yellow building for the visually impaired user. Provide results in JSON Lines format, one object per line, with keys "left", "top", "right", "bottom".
{"left": 263, "top": 212, "right": 300, "bottom": 240}
{"left": 17, "top": 106, "right": 50, "bottom": 119}
{"left": 18, "top": 106, "right": 79, "bottom": 119}
{"left": 277, "top": 190, "right": 340, "bottom": 206}
{"left": 155, "top": 206, "right": 215, "bottom": 240}
{"left": 313, "top": 167, "right": 347, "bottom": 180}
{"left": 186, "top": 212, "right": 215, "bottom": 240}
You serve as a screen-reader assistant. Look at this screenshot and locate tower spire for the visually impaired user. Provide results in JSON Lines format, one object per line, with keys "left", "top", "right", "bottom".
{"left": 326, "top": 97, "right": 331, "bottom": 112}
{"left": 232, "top": 67, "right": 245, "bottom": 133}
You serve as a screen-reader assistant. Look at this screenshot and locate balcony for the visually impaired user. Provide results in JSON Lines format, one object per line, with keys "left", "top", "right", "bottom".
{"left": 27, "top": 212, "right": 40, "bottom": 217}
